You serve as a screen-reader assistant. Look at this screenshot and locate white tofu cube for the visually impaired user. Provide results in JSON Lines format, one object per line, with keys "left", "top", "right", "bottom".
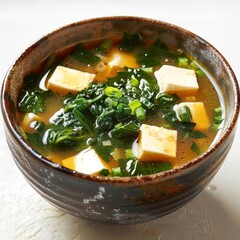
{"left": 47, "top": 66, "right": 95, "bottom": 95}
{"left": 135, "top": 124, "right": 177, "bottom": 161}
{"left": 174, "top": 102, "right": 211, "bottom": 130}
{"left": 154, "top": 65, "right": 199, "bottom": 96}
{"left": 62, "top": 148, "right": 108, "bottom": 175}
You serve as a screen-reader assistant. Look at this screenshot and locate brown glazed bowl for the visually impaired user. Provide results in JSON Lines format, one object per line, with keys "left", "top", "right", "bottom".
{"left": 1, "top": 16, "right": 239, "bottom": 224}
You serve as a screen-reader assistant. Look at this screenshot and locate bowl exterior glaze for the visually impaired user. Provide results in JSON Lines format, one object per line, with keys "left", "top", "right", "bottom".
{"left": 1, "top": 16, "right": 239, "bottom": 224}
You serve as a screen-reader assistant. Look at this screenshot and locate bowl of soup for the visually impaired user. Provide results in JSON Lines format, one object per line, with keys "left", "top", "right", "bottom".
{"left": 1, "top": 16, "right": 239, "bottom": 224}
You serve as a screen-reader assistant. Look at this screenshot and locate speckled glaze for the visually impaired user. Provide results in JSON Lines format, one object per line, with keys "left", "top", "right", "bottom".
{"left": 1, "top": 16, "right": 239, "bottom": 224}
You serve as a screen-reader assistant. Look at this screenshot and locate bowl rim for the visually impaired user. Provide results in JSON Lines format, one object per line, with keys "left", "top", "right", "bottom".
{"left": 1, "top": 16, "right": 240, "bottom": 185}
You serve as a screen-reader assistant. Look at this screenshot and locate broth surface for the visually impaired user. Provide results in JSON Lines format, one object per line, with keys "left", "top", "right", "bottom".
{"left": 18, "top": 33, "right": 222, "bottom": 177}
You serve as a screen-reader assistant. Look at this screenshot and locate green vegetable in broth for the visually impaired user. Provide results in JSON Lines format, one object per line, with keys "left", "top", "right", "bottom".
{"left": 72, "top": 44, "right": 100, "bottom": 65}
{"left": 17, "top": 32, "right": 223, "bottom": 177}
{"left": 18, "top": 90, "right": 49, "bottom": 114}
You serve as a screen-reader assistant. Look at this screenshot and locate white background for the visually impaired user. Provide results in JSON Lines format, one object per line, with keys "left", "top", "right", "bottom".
{"left": 0, "top": 0, "right": 240, "bottom": 239}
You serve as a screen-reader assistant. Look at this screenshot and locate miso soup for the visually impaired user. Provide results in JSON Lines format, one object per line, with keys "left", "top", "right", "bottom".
{"left": 18, "top": 32, "right": 223, "bottom": 177}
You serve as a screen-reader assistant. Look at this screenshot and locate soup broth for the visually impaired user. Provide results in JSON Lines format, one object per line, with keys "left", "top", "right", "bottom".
{"left": 18, "top": 32, "right": 223, "bottom": 177}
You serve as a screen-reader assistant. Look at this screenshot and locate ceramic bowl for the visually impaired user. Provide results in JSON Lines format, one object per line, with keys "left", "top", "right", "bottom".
{"left": 1, "top": 16, "right": 239, "bottom": 224}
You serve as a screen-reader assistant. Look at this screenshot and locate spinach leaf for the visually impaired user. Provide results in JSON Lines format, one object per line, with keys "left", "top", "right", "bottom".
{"left": 178, "top": 122, "right": 196, "bottom": 132}
{"left": 109, "top": 121, "right": 140, "bottom": 139}
{"left": 72, "top": 44, "right": 100, "bottom": 65}
{"left": 118, "top": 158, "right": 173, "bottom": 176}
{"left": 42, "top": 126, "right": 86, "bottom": 148}
{"left": 99, "top": 168, "right": 110, "bottom": 176}
{"left": 95, "top": 39, "right": 112, "bottom": 54}
{"left": 118, "top": 32, "right": 141, "bottom": 51}
{"left": 156, "top": 93, "right": 180, "bottom": 113}
{"left": 191, "top": 142, "right": 202, "bottom": 155}
{"left": 163, "top": 111, "right": 179, "bottom": 129}
{"left": 92, "top": 133, "right": 115, "bottom": 162}
{"left": 179, "top": 105, "right": 192, "bottom": 122}
{"left": 95, "top": 109, "right": 116, "bottom": 132}
{"left": 73, "top": 108, "right": 93, "bottom": 133}
{"left": 135, "top": 161, "right": 173, "bottom": 176}
{"left": 186, "top": 131, "right": 207, "bottom": 139}
{"left": 18, "top": 90, "right": 50, "bottom": 114}
{"left": 137, "top": 39, "right": 177, "bottom": 67}
{"left": 107, "top": 67, "right": 159, "bottom": 111}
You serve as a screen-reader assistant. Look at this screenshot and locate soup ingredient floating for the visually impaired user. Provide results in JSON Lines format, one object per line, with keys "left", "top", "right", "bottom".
{"left": 18, "top": 32, "right": 223, "bottom": 177}
{"left": 47, "top": 66, "right": 95, "bottom": 95}
{"left": 154, "top": 65, "right": 199, "bottom": 95}
{"left": 134, "top": 124, "right": 177, "bottom": 161}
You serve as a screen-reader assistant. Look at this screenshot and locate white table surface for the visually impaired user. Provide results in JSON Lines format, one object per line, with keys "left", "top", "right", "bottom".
{"left": 1, "top": 0, "right": 240, "bottom": 239}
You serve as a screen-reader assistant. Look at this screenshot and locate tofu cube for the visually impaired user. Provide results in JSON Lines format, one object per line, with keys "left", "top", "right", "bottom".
{"left": 21, "top": 113, "right": 42, "bottom": 133}
{"left": 136, "top": 124, "right": 177, "bottom": 161}
{"left": 62, "top": 148, "right": 108, "bottom": 175}
{"left": 108, "top": 47, "right": 139, "bottom": 69}
{"left": 106, "top": 47, "right": 139, "bottom": 76}
{"left": 154, "top": 65, "right": 199, "bottom": 96}
{"left": 175, "top": 102, "right": 211, "bottom": 130}
{"left": 47, "top": 66, "right": 95, "bottom": 95}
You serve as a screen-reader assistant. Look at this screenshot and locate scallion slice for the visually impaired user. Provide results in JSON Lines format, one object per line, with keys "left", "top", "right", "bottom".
{"left": 112, "top": 167, "right": 122, "bottom": 177}
{"left": 129, "top": 78, "right": 139, "bottom": 87}
{"left": 104, "top": 86, "right": 122, "bottom": 98}
{"left": 178, "top": 57, "right": 189, "bottom": 68}
{"left": 212, "top": 107, "right": 223, "bottom": 130}
{"left": 129, "top": 99, "right": 142, "bottom": 113}
{"left": 135, "top": 106, "right": 145, "bottom": 121}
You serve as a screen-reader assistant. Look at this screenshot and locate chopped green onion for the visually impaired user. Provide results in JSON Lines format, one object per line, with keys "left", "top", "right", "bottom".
{"left": 214, "top": 107, "right": 222, "bottom": 116}
{"left": 140, "top": 67, "right": 153, "bottom": 74}
{"left": 117, "top": 103, "right": 132, "bottom": 115}
{"left": 178, "top": 57, "right": 189, "bottom": 68}
{"left": 162, "top": 124, "right": 172, "bottom": 129}
{"left": 104, "top": 86, "right": 122, "bottom": 98}
{"left": 179, "top": 105, "right": 192, "bottom": 122}
{"left": 125, "top": 149, "right": 134, "bottom": 159}
{"left": 112, "top": 167, "right": 122, "bottom": 177}
{"left": 129, "top": 78, "right": 139, "bottom": 87}
{"left": 135, "top": 106, "right": 145, "bottom": 121}
{"left": 196, "top": 69, "right": 205, "bottom": 77}
{"left": 189, "top": 61, "right": 199, "bottom": 71}
{"left": 211, "top": 107, "right": 223, "bottom": 130}
{"left": 104, "top": 97, "right": 118, "bottom": 107}
{"left": 129, "top": 99, "right": 142, "bottom": 114}
{"left": 211, "top": 123, "right": 220, "bottom": 130}
{"left": 214, "top": 115, "right": 223, "bottom": 123}
{"left": 114, "top": 122, "right": 123, "bottom": 129}
{"left": 116, "top": 103, "right": 124, "bottom": 112}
